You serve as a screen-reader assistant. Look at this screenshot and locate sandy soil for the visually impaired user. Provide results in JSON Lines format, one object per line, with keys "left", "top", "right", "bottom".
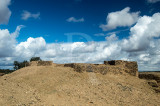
{"left": 0, "top": 65, "right": 160, "bottom": 106}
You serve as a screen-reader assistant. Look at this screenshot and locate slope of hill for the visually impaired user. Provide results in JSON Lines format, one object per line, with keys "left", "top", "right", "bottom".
{"left": 0, "top": 65, "right": 160, "bottom": 105}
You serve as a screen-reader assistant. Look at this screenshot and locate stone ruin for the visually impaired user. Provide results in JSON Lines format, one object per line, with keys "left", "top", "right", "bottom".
{"left": 28, "top": 60, "right": 138, "bottom": 77}
{"left": 64, "top": 60, "right": 138, "bottom": 77}
{"left": 29, "top": 61, "right": 53, "bottom": 66}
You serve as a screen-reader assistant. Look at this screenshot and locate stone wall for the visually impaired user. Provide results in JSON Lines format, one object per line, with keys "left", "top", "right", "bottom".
{"left": 64, "top": 63, "right": 109, "bottom": 75}
{"left": 65, "top": 60, "right": 138, "bottom": 77}
{"left": 104, "top": 60, "right": 138, "bottom": 76}
{"left": 104, "top": 60, "right": 126, "bottom": 66}
{"left": 29, "top": 60, "right": 138, "bottom": 77}
{"left": 124, "top": 61, "right": 138, "bottom": 76}
{"left": 29, "top": 61, "right": 53, "bottom": 66}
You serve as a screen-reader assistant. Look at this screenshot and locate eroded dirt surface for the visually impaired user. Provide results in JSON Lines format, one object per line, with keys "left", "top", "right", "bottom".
{"left": 0, "top": 66, "right": 160, "bottom": 105}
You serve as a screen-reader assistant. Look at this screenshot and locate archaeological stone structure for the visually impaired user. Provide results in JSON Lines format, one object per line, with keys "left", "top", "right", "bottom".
{"left": 64, "top": 60, "right": 138, "bottom": 77}
{"left": 29, "top": 60, "right": 138, "bottom": 77}
{"left": 29, "top": 61, "right": 53, "bottom": 66}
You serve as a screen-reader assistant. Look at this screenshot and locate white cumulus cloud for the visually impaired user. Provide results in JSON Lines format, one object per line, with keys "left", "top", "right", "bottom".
{"left": 1, "top": 11, "right": 160, "bottom": 71}
{"left": 12, "top": 36, "right": 122, "bottom": 64}
{"left": 122, "top": 13, "right": 160, "bottom": 52}
{"left": 1, "top": 30, "right": 160, "bottom": 71}
{"left": 67, "top": 17, "right": 84, "bottom": 22}
{"left": 100, "top": 7, "right": 140, "bottom": 31}
{"left": 105, "top": 34, "right": 118, "bottom": 42}
{"left": 15, "top": 37, "right": 46, "bottom": 59}
{"left": 0, "top": 25, "right": 24, "bottom": 57}
{"left": 0, "top": 0, "right": 11, "bottom": 24}
{"left": 21, "top": 10, "right": 40, "bottom": 20}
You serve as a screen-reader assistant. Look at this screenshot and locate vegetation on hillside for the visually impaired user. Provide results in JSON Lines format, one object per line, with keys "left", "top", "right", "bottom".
{"left": 0, "top": 69, "right": 14, "bottom": 76}
{"left": 13, "top": 60, "right": 29, "bottom": 70}
{"left": 0, "top": 57, "right": 42, "bottom": 76}
{"left": 14, "top": 57, "right": 42, "bottom": 70}
{"left": 30, "top": 57, "right": 42, "bottom": 62}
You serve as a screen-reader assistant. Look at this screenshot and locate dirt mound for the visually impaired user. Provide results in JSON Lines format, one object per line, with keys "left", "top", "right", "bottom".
{"left": 0, "top": 65, "right": 160, "bottom": 105}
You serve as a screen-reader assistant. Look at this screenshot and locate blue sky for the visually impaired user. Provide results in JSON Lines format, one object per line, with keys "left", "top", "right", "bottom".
{"left": 1, "top": 0, "right": 160, "bottom": 71}
{"left": 2, "top": 0, "right": 160, "bottom": 42}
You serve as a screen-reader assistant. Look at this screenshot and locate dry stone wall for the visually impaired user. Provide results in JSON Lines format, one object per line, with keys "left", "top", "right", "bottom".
{"left": 29, "top": 60, "right": 138, "bottom": 77}
{"left": 29, "top": 61, "right": 53, "bottom": 66}
{"left": 65, "top": 60, "right": 138, "bottom": 77}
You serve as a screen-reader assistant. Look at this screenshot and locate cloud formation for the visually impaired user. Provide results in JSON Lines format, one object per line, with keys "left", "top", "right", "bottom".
{"left": 105, "top": 34, "right": 118, "bottom": 42}
{"left": 0, "top": 26, "right": 160, "bottom": 71}
{"left": 122, "top": 13, "right": 160, "bottom": 52}
{"left": 147, "top": 0, "right": 160, "bottom": 3}
{"left": 21, "top": 10, "right": 40, "bottom": 20}
{"left": 67, "top": 17, "right": 84, "bottom": 22}
{"left": 1, "top": 7, "right": 160, "bottom": 71}
{"left": 0, "top": 25, "right": 24, "bottom": 57}
{"left": 15, "top": 37, "right": 46, "bottom": 59}
{"left": 0, "top": 0, "right": 11, "bottom": 24}
{"left": 15, "top": 38, "right": 121, "bottom": 64}
{"left": 100, "top": 7, "right": 140, "bottom": 31}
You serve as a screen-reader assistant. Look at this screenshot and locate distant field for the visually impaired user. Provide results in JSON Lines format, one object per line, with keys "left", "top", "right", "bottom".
{"left": 139, "top": 71, "right": 160, "bottom": 93}
{"left": 139, "top": 71, "right": 160, "bottom": 81}
{"left": 0, "top": 69, "right": 14, "bottom": 76}
{"left": 139, "top": 71, "right": 160, "bottom": 76}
